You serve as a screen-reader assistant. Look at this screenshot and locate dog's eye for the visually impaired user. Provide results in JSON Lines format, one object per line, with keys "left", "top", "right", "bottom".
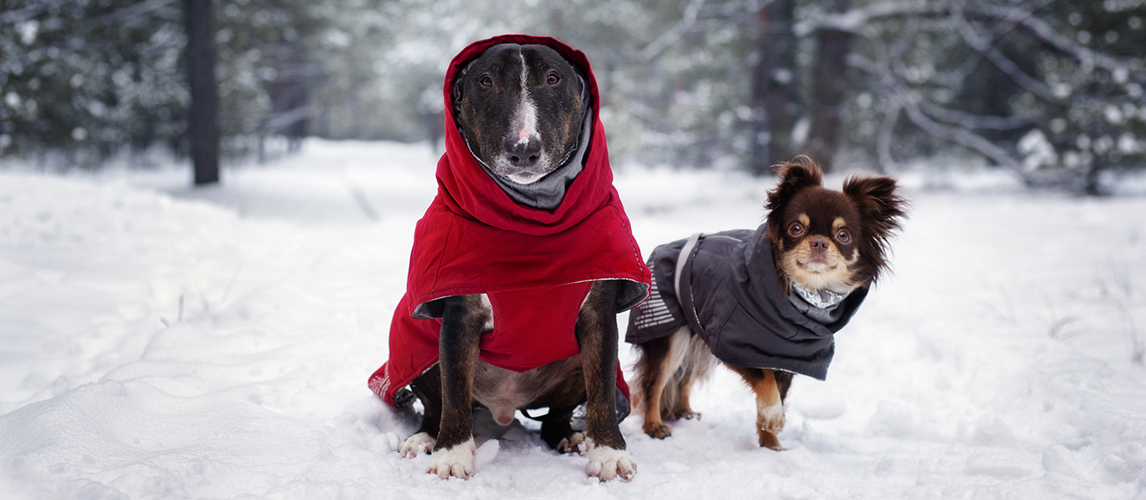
{"left": 787, "top": 222, "right": 805, "bottom": 238}
{"left": 479, "top": 75, "right": 493, "bottom": 87}
{"left": 547, "top": 73, "right": 560, "bottom": 85}
{"left": 835, "top": 229, "right": 852, "bottom": 244}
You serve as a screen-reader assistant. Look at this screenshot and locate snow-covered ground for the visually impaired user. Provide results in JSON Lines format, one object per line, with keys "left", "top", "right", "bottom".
{"left": 1, "top": 140, "right": 1144, "bottom": 499}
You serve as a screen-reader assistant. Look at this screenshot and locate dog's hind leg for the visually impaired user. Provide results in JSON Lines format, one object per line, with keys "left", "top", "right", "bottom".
{"left": 576, "top": 280, "right": 636, "bottom": 481}
{"left": 540, "top": 409, "right": 583, "bottom": 453}
{"left": 533, "top": 364, "right": 590, "bottom": 453}
{"left": 727, "top": 365, "right": 787, "bottom": 450}
{"left": 667, "top": 329, "right": 712, "bottom": 422}
{"left": 428, "top": 295, "right": 488, "bottom": 479}
{"left": 635, "top": 326, "right": 690, "bottom": 438}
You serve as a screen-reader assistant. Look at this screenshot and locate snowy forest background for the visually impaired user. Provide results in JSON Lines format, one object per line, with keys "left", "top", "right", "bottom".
{"left": 5, "top": 2, "right": 1146, "bottom": 498}
{"left": 3, "top": 0, "right": 1146, "bottom": 194}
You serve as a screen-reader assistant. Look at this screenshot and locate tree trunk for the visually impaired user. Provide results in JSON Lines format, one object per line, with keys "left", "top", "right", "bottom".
{"left": 749, "top": 0, "right": 799, "bottom": 176}
{"left": 185, "top": 0, "right": 219, "bottom": 186}
{"left": 807, "top": 0, "right": 854, "bottom": 173}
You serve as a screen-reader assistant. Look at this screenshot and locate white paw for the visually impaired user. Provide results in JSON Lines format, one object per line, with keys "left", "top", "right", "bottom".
{"left": 558, "top": 432, "right": 587, "bottom": 454}
{"left": 757, "top": 401, "right": 786, "bottom": 434}
{"left": 585, "top": 443, "right": 636, "bottom": 482}
{"left": 427, "top": 437, "right": 476, "bottom": 479}
{"left": 399, "top": 432, "right": 435, "bottom": 458}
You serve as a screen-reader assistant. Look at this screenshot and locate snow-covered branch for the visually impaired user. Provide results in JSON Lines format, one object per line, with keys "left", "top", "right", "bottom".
{"left": 0, "top": 2, "right": 55, "bottom": 26}
{"left": 951, "top": 5, "right": 1059, "bottom": 103}
{"left": 636, "top": 0, "right": 709, "bottom": 63}
{"left": 90, "top": 0, "right": 180, "bottom": 25}
{"left": 917, "top": 101, "right": 1039, "bottom": 131}
{"left": 899, "top": 90, "right": 1025, "bottom": 174}
{"left": 798, "top": 1, "right": 1136, "bottom": 72}
{"left": 849, "top": 31, "right": 1032, "bottom": 178}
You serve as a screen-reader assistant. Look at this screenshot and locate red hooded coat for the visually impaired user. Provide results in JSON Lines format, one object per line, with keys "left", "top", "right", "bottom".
{"left": 368, "top": 35, "right": 651, "bottom": 407}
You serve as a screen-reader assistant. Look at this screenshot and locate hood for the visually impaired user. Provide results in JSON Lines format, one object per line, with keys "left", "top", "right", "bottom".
{"left": 436, "top": 34, "right": 613, "bottom": 237}
{"left": 369, "top": 35, "right": 652, "bottom": 408}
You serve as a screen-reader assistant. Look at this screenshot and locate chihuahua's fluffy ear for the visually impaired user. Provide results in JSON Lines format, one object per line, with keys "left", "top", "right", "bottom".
{"left": 842, "top": 175, "right": 909, "bottom": 280}
{"left": 765, "top": 157, "right": 823, "bottom": 240}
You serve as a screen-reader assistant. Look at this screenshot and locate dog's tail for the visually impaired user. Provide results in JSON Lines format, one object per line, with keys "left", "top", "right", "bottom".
{"left": 632, "top": 327, "right": 716, "bottom": 421}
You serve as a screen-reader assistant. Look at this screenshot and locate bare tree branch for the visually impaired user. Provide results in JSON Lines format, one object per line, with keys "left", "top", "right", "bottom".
{"left": 955, "top": 0, "right": 1056, "bottom": 77}
{"left": 877, "top": 101, "right": 901, "bottom": 173}
{"left": 851, "top": 35, "right": 1033, "bottom": 177}
{"left": 951, "top": 4, "right": 1059, "bottom": 102}
{"left": 918, "top": 100, "right": 1040, "bottom": 130}
{"left": 0, "top": 2, "right": 56, "bottom": 26}
{"left": 899, "top": 90, "right": 1025, "bottom": 175}
{"left": 800, "top": 1, "right": 1136, "bottom": 72}
{"left": 636, "top": 0, "right": 709, "bottom": 63}
{"left": 91, "top": 0, "right": 179, "bottom": 25}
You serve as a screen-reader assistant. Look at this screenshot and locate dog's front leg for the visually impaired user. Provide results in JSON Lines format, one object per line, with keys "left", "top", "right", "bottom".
{"left": 727, "top": 365, "right": 791, "bottom": 450}
{"left": 429, "top": 295, "right": 486, "bottom": 479}
{"left": 577, "top": 280, "right": 636, "bottom": 481}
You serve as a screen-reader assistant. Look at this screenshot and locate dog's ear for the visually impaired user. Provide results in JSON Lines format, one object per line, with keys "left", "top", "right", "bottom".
{"left": 450, "top": 66, "right": 470, "bottom": 133}
{"left": 843, "top": 175, "right": 907, "bottom": 241}
{"left": 843, "top": 174, "right": 909, "bottom": 280}
{"left": 451, "top": 67, "right": 467, "bottom": 105}
{"left": 767, "top": 157, "right": 824, "bottom": 209}
{"left": 764, "top": 156, "right": 824, "bottom": 240}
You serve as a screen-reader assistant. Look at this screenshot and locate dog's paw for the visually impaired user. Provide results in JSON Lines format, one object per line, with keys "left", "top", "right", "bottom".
{"left": 642, "top": 421, "right": 672, "bottom": 439}
{"left": 427, "top": 438, "right": 476, "bottom": 479}
{"left": 399, "top": 432, "right": 435, "bottom": 458}
{"left": 558, "top": 432, "right": 587, "bottom": 454}
{"left": 756, "top": 402, "right": 786, "bottom": 450}
{"left": 585, "top": 444, "right": 636, "bottom": 482}
{"left": 757, "top": 401, "right": 785, "bottom": 433}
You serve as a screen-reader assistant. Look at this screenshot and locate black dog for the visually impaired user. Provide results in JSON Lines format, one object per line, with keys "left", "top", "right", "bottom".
{"left": 375, "top": 37, "right": 649, "bottom": 481}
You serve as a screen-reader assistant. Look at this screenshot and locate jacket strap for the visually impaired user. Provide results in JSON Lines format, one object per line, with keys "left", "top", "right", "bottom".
{"left": 673, "top": 233, "right": 702, "bottom": 300}
{"left": 674, "top": 232, "right": 706, "bottom": 336}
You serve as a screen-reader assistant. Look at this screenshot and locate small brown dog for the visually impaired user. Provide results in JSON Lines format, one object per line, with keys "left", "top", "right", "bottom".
{"left": 625, "top": 157, "right": 907, "bottom": 449}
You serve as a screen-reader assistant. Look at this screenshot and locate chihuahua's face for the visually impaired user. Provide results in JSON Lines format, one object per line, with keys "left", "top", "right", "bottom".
{"left": 765, "top": 158, "right": 907, "bottom": 293}
{"left": 774, "top": 188, "right": 864, "bottom": 292}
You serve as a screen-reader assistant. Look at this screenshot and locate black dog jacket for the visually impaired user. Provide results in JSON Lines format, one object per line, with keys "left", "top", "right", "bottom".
{"left": 624, "top": 224, "right": 868, "bottom": 380}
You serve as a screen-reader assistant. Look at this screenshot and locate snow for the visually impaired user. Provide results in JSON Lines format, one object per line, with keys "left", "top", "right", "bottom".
{"left": 2, "top": 139, "right": 1146, "bottom": 499}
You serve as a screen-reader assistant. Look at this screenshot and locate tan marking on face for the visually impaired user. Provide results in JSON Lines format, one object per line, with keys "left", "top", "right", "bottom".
{"left": 797, "top": 214, "right": 810, "bottom": 226}
{"left": 779, "top": 238, "right": 859, "bottom": 293}
{"left": 833, "top": 217, "right": 859, "bottom": 266}
{"left": 842, "top": 248, "right": 859, "bottom": 266}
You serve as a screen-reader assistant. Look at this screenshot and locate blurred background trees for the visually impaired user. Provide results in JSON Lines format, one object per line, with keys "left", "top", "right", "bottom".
{"left": 1, "top": 0, "right": 1144, "bottom": 193}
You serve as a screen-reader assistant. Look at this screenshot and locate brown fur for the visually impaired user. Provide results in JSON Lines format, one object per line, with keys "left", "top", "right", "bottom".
{"left": 631, "top": 156, "right": 907, "bottom": 450}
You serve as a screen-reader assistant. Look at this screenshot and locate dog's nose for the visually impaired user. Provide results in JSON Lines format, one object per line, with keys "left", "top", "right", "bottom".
{"left": 810, "top": 237, "right": 830, "bottom": 252}
{"left": 504, "top": 136, "right": 542, "bottom": 168}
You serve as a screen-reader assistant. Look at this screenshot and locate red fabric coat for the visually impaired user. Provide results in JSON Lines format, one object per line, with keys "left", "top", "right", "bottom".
{"left": 369, "top": 35, "right": 650, "bottom": 407}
